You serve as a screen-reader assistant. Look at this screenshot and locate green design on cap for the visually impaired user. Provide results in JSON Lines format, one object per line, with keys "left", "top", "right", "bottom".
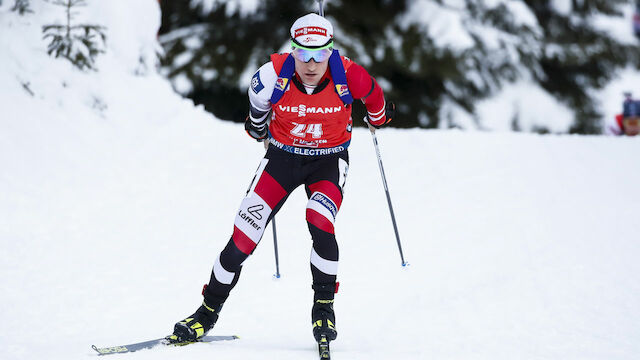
{"left": 290, "top": 40, "right": 334, "bottom": 51}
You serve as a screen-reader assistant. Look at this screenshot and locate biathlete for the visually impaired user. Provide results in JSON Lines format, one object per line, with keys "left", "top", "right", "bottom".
{"left": 169, "top": 13, "right": 394, "bottom": 345}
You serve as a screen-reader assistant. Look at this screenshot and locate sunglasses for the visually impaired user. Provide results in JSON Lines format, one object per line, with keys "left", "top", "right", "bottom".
{"left": 291, "top": 41, "right": 333, "bottom": 63}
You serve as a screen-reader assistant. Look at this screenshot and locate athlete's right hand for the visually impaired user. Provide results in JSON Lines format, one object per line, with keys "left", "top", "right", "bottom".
{"left": 244, "top": 117, "right": 268, "bottom": 141}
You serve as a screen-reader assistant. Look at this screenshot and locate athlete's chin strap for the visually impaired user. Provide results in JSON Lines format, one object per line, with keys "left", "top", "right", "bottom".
{"left": 270, "top": 50, "right": 353, "bottom": 106}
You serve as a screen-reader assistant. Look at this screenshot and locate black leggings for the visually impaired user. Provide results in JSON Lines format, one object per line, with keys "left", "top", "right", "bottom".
{"left": 204, "top": 145, "right": 349, "bottom": 304}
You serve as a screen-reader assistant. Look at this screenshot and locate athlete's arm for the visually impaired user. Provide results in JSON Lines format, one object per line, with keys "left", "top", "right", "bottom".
{"left": 346, "top": 63, "right": 387, "bottom": 127}
{"left": 247, "top": 62, "right": 277, "bottom": 132}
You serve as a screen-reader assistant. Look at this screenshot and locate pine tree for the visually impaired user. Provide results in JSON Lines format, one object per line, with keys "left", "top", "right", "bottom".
{"left": 158, "top": 0, "right": 638, "bottom": 133}
{"left": 332, "top": 0, "right": 636, "bottom": 132}
{"left": 524, "top": 0, "right": 638, "bottom": 133}
{"left": 158, "top": 0, "right": 308, "bottom": 122}
{"left": 12, "top": 0, "right": 33, "bottom": 15}
{"left": 42, "top": 0, "right": 107, "bottom": 71}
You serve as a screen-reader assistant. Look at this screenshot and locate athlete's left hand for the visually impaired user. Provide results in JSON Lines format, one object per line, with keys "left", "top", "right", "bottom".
{"left": 364, "top": 101, "right": 395, "bottom": 129}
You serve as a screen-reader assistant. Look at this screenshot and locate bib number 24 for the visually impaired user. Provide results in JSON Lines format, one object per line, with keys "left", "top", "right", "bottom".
{"left": 290, "top": 123, "right": 323, "bottom": 139}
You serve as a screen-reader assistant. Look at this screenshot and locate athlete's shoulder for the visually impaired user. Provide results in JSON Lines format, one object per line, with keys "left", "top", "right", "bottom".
{"left": 344, "top": 60, "right": 371, "bottom": 90}
{"left": 250, "top": 62, "right": 277, "bottom": 95}
{"left": 340, "top": 55, "right": 355, "bottom": 70}
{"left": 270, "top": 53, "right": 292, "bottom": 74}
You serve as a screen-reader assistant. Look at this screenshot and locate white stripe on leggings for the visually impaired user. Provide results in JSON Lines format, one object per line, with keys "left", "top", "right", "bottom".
{"left": 213, "top": 254, "right": 235, "bottom": 285}
{"left": 310, "top": 248, "right": 338, "bottom": 276}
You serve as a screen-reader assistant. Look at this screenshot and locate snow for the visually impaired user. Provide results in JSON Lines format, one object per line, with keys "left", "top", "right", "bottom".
{"left": 1, "top": 1, "right": 640, "bottom": 360}
{"left": 402, "top": 1, "right": 475, "bottom": 51}
{"left": 550, "top": 0, "right": 573, "bottom": 16}
{"left": 397, "top": 0, "right": 639, "bottom": 132}
{"left": 190, "top": 0, "right": 260, "bottom": 17}
{"left": 476, "top": 81, "right": 574, "bottom": 132}
{"left": 402, "top": 0, "right": 542, "bottom": 53}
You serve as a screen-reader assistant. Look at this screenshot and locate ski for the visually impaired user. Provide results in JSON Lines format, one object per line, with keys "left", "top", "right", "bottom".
{"left": 91, "top": 335, "right": 239, "bottom": 355}
{"left": 318, "top": 335, "right": 331, "bottom": 359}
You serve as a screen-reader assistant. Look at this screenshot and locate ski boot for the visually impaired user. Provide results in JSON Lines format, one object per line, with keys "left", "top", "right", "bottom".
{"left": 311, "top": 283, "right": 338, "bottom": 343}
{"left": 168, "top": 285, "right": 224, "bottom": 343}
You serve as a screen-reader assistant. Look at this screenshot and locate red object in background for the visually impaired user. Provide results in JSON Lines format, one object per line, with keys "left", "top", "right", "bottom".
{"left": 615, "top": 114, "right": 624, "bottom": 130}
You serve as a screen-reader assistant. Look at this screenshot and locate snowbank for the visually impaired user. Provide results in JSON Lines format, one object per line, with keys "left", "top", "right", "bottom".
{"left": 1, "top": 2, "right": 640, "bottom": 360}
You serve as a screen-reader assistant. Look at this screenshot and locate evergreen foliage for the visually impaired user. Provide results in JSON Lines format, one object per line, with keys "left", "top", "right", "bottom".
{"left": 12, "top": 0, "right": 33, "bottom": 15}
{"left": 525, "top": 0, "right": 638, "bottom": 133}
{"left": 158, "top": 0, "right": 639, "bottom": 133}
{"left": 42, "top": 0, "right": 106, "bottom": 71}
{"left": 159, "top": 0, "right": 308, "bottom": 122}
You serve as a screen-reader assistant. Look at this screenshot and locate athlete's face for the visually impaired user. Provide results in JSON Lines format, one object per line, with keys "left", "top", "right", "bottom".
{"left": 623, "top": 116, "right": 640, "bottom": 136}
{"left": 294, "top": 58, "right": 329, "bottom": 86}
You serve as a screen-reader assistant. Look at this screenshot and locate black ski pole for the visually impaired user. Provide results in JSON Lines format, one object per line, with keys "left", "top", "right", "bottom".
{"left": 317, "top": 0, "right": 324, "bottom": 16}
{"left": 271, "top": 217, "right": 281, "bottom": 278}
{"left": 368, "top": 126, "right": 408, "bottom": 267}
{"left": 263, "top": 140, "right": 282, "bottom": 278}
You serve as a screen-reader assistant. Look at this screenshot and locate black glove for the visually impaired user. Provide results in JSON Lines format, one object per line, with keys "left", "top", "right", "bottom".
{"left": 244, "top": 117, "right": 268, "bottom": 141}
{"left": 365, "top": 101, "right": 395, "bottom": 129}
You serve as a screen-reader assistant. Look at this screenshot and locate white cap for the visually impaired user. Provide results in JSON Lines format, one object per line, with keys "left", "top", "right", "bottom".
{"left": 290, "top": 13, "right": 333, "bottom": 48}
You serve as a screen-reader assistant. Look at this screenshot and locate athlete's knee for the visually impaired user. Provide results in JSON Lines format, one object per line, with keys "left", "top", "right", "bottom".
{"left": 306, "top": 181, "right": 343, "bottom": 234}
{"left": 232, "top": 188, "right": 278, "bottom": 254}
{"left": 234, "top": 166, "right": 288, "bottom": 253}
{"left": 215, "top": 237, "right": 248, "bottom": 273}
